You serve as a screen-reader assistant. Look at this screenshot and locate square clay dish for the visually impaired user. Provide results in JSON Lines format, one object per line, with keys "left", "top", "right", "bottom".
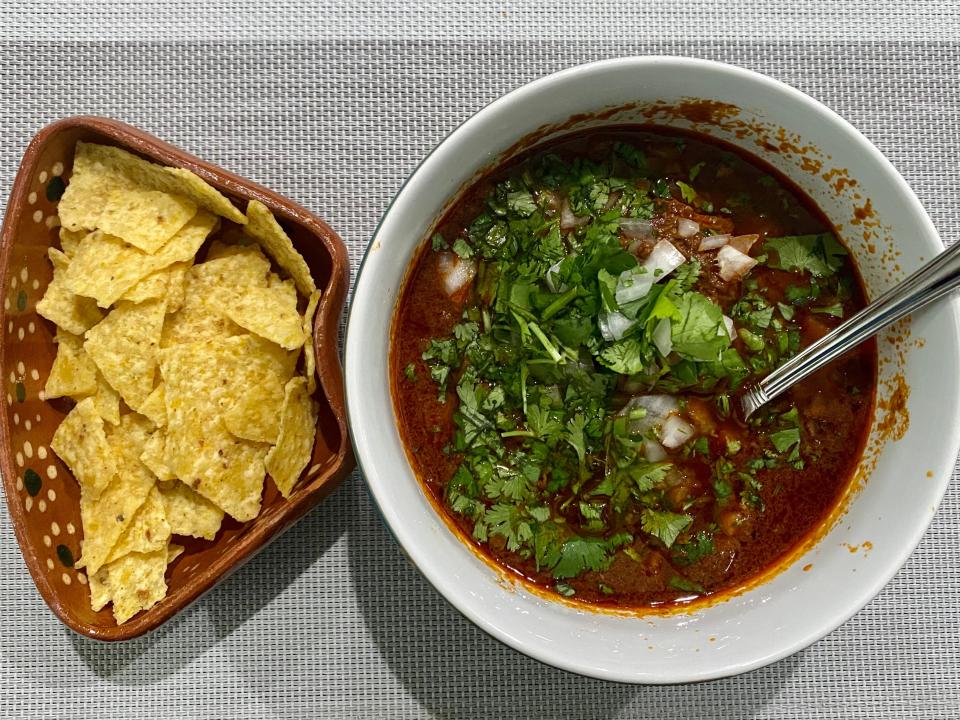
{"left": 0, "top": 116, "right": 353, "bottom": 640}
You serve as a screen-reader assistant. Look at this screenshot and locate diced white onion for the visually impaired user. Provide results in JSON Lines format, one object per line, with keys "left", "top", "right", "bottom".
{"left": 599, "top": 311, "right": 636, "bottom": 342}
{"left": 620, "top": 395, "right": 680, "bottom": 435}
{"left": 644, "top": 239, "right": 687, "bottom": 275}
{"left": 652, "top": 317, "right": 673, "bottom": 357}
{"left": 545, "top": 259, "right": 564, "bottom": 293}
{"left": 615, "top": 273, "right": 655, "bottom": 306}
{"left": 659, "top": 414, "right": 696, "bottom": 449}
{"left": 717, "top": 244, "right": 759, "bottom": 282}
{"left": 698, "top": 233, "right": 730, "bottom": 251}
{"left": 722, "top": 314, "right": 736, "bottom": 340}
{"left": 728, "top": 234, "right": 760, "bottom": 254}
{"left": 615, "top": 240, "right": 686, "bottom": 305}
{"left": 438, "top": 252, "right": 477, "bottom": 296}
{"left": 620, "top": 218, "right": 655, "bottom": 240}
{"left": 677, "top": 218, "right": 700, "bottom": 238}
{"left": 643, "top": 439, "right": 669, "bottom": 462}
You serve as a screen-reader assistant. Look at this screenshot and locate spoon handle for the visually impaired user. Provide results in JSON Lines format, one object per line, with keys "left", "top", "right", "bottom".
{"left": 741, "top": 239, "right": 960, "bottom": 418}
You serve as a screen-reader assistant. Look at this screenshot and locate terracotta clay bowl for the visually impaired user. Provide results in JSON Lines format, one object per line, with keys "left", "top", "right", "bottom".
{"left": 0, "top": 116, "right": 353, "bottom": 640}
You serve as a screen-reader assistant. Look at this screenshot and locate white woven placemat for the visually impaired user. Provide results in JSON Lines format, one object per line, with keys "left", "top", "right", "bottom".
{"left": 1, "top": 3, "right": 959, "bottom": 718}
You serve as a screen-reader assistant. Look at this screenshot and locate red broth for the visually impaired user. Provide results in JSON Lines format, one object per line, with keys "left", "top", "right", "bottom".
{"left": 391, "top": 127, "right": 876, "bottom": 608}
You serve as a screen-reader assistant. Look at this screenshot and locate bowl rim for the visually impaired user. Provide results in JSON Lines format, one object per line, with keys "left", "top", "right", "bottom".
{"left": 0, "top": 115, "right": 355, "bottom": 641}
{"left": 345, "top": 56, "right": 960, "bottom": 682}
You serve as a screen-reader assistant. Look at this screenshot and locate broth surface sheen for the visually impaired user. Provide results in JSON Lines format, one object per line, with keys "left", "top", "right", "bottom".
{"left": 392, "top": 127, "right": 876, "bottom": 609}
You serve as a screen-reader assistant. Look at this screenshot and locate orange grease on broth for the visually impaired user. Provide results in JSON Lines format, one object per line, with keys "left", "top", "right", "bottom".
{"left": 390, "top": 102, "right": 894, "bottom": 616}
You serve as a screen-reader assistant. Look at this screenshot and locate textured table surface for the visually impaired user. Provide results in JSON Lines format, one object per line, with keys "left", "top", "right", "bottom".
{"left": 2, "top": 2, "right": 959, "bottom": 718}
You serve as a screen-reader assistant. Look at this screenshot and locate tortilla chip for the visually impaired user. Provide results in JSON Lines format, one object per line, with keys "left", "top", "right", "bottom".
{"left": 205, "top": 239, "right": 259, "bottom": 260}
{"left": 58, "top": 148, "right": 127, "bottom": 232}
{"left": 160, "top": 250, "right": 270, "bottom": 347}
{"left": 58, "top": 227, "right": 87, "bottom": 257}
{"left": 36, "top": 249, "right": 104, "bottom": 335}
{"left": 90, "top": 547, "right": 169, "bottom": 624}
{"left": 44, "top": 329, "right": 98, "bottom": 399}
{"left": 89, "top": 372, "right": 121, "bottom": 425}
{"left": 121, "top": 261, "right": 190, "bottom": 310}
{"left": 167, "top": 543, "right": 184, "bottom": 564}
{"left": 265, "top": 377, "right": 318, "bottom": 498}
{"left": 63, "top": 211, "right": 217, "bottom": 308}
{"left": 160, "top": 289, "right": 242, "bottom": 348}
{"left": 84, "top": 299, "right": 165, "bottom": 412}
{"left": 50, "top": 397, "right": 116, "bottom": 501}
{"left": 96, "top": 187, "right": 197, "bottom": 253}
{"left": 224, "top": 281, "right": 305, "bottom": 350}
{"left": 196, "top": 246, "right": 272, "bottom": 288}
{"left": 106, "top": 485, "right": 171, "bottom": 562}
{"left": 77, "top": 468, "right": 153, "bottom": 576}
{"left": 301, "top": 289, "right": 321, "bottom": 394}
{"left": 243, "top": 200, "right": 316, "bottom": 296}
{"left": 140, "top": 430, "right": 175, "bottom": 481}
{"left": 158, "top": 480, "right": 224, "bottom": 540}
{"left": 162, "top": 262, "right": 190, "bottom": 314}
{"left": 88, "top": 566, "right": 113, "bottom": 612}
{"left": 159, "top": 336, "right": 271, "bottom": 521}
{"left": 77, "top": 413, "right": 157, "bottom": 575}
{"left": 69, "top": 141, "right": 245, "bottom": 225}
{"left": 139, "top": 383, "right": 166, "bottom": 428}
{"left": 223, "top": 378, "right": 285, "bottom": 444}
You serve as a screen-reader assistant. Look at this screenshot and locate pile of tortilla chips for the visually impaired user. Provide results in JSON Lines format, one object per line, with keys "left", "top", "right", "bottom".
{"left": 40, "top": 142, "right": 321, "bottom": 624}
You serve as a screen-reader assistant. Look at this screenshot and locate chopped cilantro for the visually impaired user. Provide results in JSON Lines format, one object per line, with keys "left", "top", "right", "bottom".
{"left": 598, "top": 339, "right": 647, "bottom": 374}
{"left": 770, "top": 428, "right": 800, "bottom": 454}
{"left": 552, "top": 533, "right": 632, "bottom": 579}
{"left": 672, "top": 530, "right": 715, "bottom": 566}
{"left": 640, "top": 509, "right": 692, "bottom": 548}
{"left": 763, "top": 233, "right": 848, "bottom": 276}
{"left": 671, "top": 293, "right": 730, "bottom": 361}
{"left": 404, "top": 363, "right": 416, "bottom": 380}
{"left": 676, "top": 181, "right": 698, "bottom": 204}
{"left": 740, "top": 476, "right": 764, "bottom": 511}
{"left": 812, "top": 303, "right": 844, "bottom": 318}
{"left": 668, "top": 575, "right": 705, "bottom": 593}
{"left": 507, "top": 190, "right": 537, "bottom": 217}
{"left": 452, "top": 237, "right": 474, "bottom": 259}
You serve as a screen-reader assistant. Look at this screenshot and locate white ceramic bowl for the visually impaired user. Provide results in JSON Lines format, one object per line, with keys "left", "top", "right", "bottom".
{"left": 345, "top": 57, "right": 960, "bottom": 683}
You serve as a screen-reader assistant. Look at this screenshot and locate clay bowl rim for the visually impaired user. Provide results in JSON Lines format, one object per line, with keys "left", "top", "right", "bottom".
{"left": 0, "top": 115, "right": 354, "bottom": 641}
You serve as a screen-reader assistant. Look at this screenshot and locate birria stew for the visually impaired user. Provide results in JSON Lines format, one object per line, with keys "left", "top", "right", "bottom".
{"left": 391, "top": 127, "right": 875, "bottom": 608}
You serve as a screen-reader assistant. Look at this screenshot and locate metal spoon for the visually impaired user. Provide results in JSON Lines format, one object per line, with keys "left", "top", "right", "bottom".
{"left": 740, "top": 239, "right": 960, "bottom": 419}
